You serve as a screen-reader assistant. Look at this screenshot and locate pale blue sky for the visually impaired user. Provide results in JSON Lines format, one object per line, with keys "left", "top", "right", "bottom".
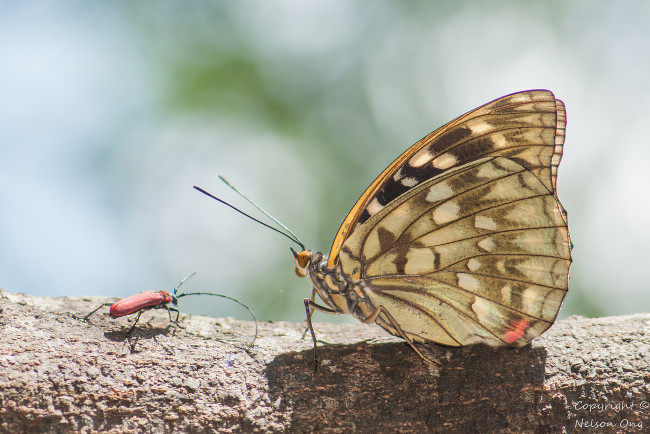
{"left": 2, "top": 1, "right": 649, "bottom": 320}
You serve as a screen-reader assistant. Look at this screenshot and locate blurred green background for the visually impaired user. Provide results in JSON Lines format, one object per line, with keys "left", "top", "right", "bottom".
{"left": 2, "top": 1, "right": 649, "bottom": 323}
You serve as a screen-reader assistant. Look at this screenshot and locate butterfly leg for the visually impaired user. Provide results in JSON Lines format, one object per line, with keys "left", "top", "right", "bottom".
{"left": 364, "top": 305, "right": 441, "bottom": 366}
{"left": 301, "top": 287, "right": 318, "bottom": 340}
{"left": 304, "top": 298, "right": 339, "bottom": 372}
{"left": 308, "top": 287, "right": 317, "bottom": 317}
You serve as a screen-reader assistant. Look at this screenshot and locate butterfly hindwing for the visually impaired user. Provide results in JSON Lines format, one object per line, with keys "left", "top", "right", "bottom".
{"left": 329, "top": 90, "right": 566, "bottom": 267}
{"left": 338, "top": 156, "right": 571, "bottom": 347}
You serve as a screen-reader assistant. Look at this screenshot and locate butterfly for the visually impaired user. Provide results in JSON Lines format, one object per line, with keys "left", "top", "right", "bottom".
{"left": 292, "top": 89, "right": 572, "bottom": 366}
{"left": 196, "top": 89, "right": 572, "bottom": 367}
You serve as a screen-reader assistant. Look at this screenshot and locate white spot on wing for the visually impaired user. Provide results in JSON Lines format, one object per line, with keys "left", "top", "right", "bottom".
{"left": 432, "top": 201, "right": 460, "bottom": 224}
{"left": 492, "top": 133, "right": 507, "bottom": 148}
{"left": 466, "top": 118, "right": 492, "bottom": 134}
{"left": 478, "top": 237, "right": 496, "bottom": 252}
{"left": 392, "top": 166, "right": 404, "bottom": 181}
{"left": 425, "top": 182, "right": 453, "bottom": 202}
{"left": 467, "top": 258, "right": 480, "bottom": 272}
{"left": 401, "top": 177, "right": 418, "bottom": 187}
{"left": 471, "top": 297, "right": 491, "bottom": 321}
{"left": 522, "top": 287, "right": 538, "bottom": 312}
{"left": 404, "top": 248, "right": 436, "bottom": 275}
{"left": 366, "top": 197, "right": 384, "bottom": 217}
{"left": 432, "top": 153, "right": 457, "bottom": 169}
{"left": 457, "top": 273, "right": 480, "bottom": 291}
{"left": 474, "top": 215, "right": 497, "bottom": 230}
{"left": 409, "top": 147, "right": 433, "bottom": 167}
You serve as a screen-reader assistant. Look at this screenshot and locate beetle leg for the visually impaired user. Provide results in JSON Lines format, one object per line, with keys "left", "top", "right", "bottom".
{"left": 83, "top": 302, "right": 113, "bottom": 322}
{"left": 125, "top": 310, "right": 145, "bottom": 336}
{"left": 167, "top": 306, "right": 180, "bottom": 323}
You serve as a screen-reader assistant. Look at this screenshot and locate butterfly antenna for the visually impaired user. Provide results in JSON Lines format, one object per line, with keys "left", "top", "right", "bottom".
{"left": 217, "top": 176, "right": 305, "bottom": 248}
{"left": 193, "top": 185, "right": 305, "bottom": 250}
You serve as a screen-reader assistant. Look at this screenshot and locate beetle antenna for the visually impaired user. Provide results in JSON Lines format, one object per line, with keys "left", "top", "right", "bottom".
{"left": 172, "top": 272, "right": 197, "bottom": 297}
{"left": 176, "top": 291, "right": 258, "bottom": 350}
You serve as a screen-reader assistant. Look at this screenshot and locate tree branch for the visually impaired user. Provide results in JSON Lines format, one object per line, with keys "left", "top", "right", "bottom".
{"left": 1, "top": 288, "right": 648, "bottom": 432}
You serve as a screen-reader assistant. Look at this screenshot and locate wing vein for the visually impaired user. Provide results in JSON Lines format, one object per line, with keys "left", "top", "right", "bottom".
{"left": 367, "top": 275, "right": 555, "bottom": 324}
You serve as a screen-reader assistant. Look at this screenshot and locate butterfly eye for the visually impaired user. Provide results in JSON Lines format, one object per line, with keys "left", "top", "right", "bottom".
{"left": 293, "top": 249, "right": 311, "bottom": 277}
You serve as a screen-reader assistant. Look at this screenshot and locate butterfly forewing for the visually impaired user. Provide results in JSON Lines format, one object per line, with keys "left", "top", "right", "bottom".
{"left": 338, "top": 156, "right": 571, "bottom": 347}
{"left": 329, "top": 90, "right": 566, "bottom": 268}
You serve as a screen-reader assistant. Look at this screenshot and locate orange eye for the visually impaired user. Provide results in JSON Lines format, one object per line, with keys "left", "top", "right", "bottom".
{"left": 297, "top": 251, "right": 310, "bottom": 268}
{"left": 293, "top": 250, "right": 311, "bottom": 277}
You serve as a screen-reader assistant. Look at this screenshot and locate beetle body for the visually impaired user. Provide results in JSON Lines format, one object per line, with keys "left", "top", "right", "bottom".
{"left": 84, "top": 289, "right": 179, "bottom": 336}
{"left": 109, "top": 290, "right": 173, "bottom": 318}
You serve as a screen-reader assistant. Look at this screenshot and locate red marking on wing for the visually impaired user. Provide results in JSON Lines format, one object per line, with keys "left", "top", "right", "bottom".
{"left": 503, "top": 318, "right": 530, "bottom": 344}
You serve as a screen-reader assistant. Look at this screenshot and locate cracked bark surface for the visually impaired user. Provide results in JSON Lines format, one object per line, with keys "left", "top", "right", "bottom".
{"left": 1, "top": 288, "right": 648, "bottom": 433}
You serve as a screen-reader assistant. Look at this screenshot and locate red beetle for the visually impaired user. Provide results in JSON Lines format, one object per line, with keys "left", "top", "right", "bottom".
{"left": 83, "top": 273, "right": 257, "bottom": 348}
{"left": 108, "top": 290, "right": 174, "bottom": 319}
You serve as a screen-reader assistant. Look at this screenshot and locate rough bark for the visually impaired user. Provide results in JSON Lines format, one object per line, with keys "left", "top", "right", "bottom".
{"left": 0, "top": 288, "right": 648, "bottom": 433}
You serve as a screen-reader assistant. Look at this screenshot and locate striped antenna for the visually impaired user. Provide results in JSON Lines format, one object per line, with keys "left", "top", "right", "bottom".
{"left": 193, "top": 179, "right": 305, "bottom": 250}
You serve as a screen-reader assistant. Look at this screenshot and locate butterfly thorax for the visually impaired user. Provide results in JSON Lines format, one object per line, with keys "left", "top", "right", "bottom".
{"left": 295, "top": 249, "right": 365, "bottom": 316}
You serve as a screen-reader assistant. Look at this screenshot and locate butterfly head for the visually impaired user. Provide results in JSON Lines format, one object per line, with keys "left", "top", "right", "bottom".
{"left": 291, "top": 247, "right": 312, "bottom": 278}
